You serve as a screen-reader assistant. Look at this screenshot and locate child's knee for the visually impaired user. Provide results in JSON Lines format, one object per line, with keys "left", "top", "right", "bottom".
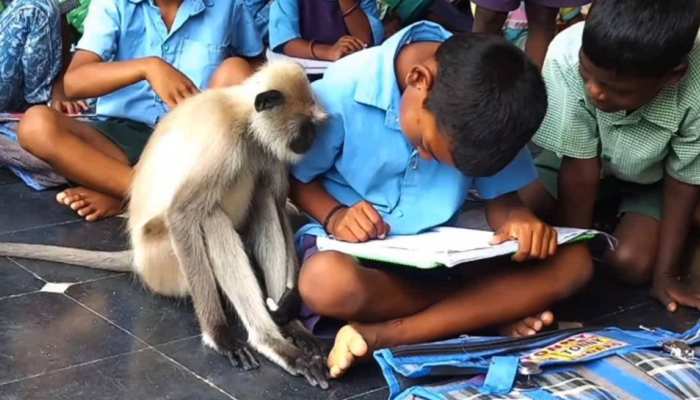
{"left": 299, "top": 251, "right": 367, "bottom": 317}
{"left": 551, "top": 245, "right": 594, "bottom": 297}
{"left": 209, "top": 57, "right": 255, "bottom": 88}
{"left": 606, "top": 244, "right": 654, "bottom": 285}
{"left": 17, "top": 105, "right": 60, "bottom": 156}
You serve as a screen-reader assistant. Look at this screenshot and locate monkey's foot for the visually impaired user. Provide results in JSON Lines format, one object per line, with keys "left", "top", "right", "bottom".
{"left": 498, "top": 311, "right": 555, "bottom": 337}
{"left": 56, "top": 187, "right": 124, "bottom": 222}
{"left": 327, "top": 324, "right": 374, "bottom": 379}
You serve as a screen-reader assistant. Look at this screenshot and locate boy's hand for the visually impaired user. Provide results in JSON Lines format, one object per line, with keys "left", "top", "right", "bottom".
{"left": 327, "top": 201, "right": 389, "bottom": 243}
{"left": 145, "top": 58, "right": 200, "bottom": 108}
{"left": 490, "top": 208, "right": 558, "bottom": 262}
{"left": 327, "top": 36, "right": 366, "bottom": 60}
{"left": 651, "top": 274, "right": 700, "bottom": 312}
{"left": 51, "top": 99, "right": 90, "bottom": 115}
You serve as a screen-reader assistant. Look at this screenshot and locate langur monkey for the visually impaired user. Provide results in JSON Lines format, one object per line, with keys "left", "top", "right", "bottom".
{"left": 0, "top": 61, "right": 329, "bottom": 388}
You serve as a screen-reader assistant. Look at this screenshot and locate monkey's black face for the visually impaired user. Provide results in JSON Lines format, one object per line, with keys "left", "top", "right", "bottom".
{"left": 290, "top": 119, "right": 316, "bottom": 154}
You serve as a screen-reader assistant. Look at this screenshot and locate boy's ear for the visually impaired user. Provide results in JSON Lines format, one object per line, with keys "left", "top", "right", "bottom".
{"left": 254, "top": 90, "right": 285, "bottom": 112}
{"left": 667, "top": 63, "right": 689, "bottom": 85}
{"left": 405, "top": 64, "right": 434, "bottom": 92}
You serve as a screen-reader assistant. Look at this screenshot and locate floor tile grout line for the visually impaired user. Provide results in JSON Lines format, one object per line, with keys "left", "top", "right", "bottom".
{"left": 148, "top": 345, "right": 239, "bottom": 400}
{"left": 0, "top": 219, "right": 81, "bottom": 237}
{"left": 587, "top": 302, "right": 653, "bottom": 324}
{"left": 0, "top": 347, "right": 151, "bottom": 387}
{"left": 342, "top": 386, "right": 388, "bottom": 400}
{"left": 0, "top": 290, "right": 41, "bottom": 302}
{"left": 62, "top": 294, "right": 238, "bottom": 399}
{"left": 7, "top": 257, "right": 48, "bottom": 283}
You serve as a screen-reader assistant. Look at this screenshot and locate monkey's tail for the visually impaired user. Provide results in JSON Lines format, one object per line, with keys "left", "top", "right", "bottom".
{"left": 0, "top": 243, "right": 133, "bottom": 272}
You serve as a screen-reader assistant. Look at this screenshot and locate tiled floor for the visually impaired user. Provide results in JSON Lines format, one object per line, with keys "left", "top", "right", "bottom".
{"left": 0, "top": 166, "right": 698, "bottom": 400}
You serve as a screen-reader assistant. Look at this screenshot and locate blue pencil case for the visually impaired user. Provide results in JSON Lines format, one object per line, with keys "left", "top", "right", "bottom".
{"left": 374, "top": 322, "right": 700, "bottom": 399}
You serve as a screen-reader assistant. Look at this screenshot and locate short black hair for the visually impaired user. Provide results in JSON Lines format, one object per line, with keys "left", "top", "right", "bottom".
{"left": 426, "top": 33, "right": 546, "bottom": 177}
{"left": 583, "top": 0, "right": 700, "bottom": 77}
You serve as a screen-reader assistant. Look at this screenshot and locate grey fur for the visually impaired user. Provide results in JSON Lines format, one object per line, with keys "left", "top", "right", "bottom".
{"left": 0, "top": 244, "right": 132, "bottom": 271}
{"left": 0, "top": 62, "right": 329, "bottom": 388}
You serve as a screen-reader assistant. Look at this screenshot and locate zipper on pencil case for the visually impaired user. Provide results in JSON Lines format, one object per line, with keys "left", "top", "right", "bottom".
{"left": 391, "top": 327, "right": 595, "bottom": 357}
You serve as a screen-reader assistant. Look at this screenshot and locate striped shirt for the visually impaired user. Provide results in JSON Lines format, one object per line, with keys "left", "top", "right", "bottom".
{"left": 534, "top": 22, "right": 700, "bottom": 185}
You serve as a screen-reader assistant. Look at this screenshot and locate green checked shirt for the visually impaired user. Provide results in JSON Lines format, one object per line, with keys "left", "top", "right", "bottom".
{"left": 534, "top": 22, "right": 700, "bottom": 185}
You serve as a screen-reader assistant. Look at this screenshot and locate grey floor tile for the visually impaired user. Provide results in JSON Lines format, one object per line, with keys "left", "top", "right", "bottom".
{"left": 156, "top": 336, "right": 388, "bottom": 400}
{"left": 0, "top": 292, "right": 145, "bottom": 384}
{"left": 0, "top": 257, "right": 43, "bottom": 298}
{"left": 0, "top": 167, "right": 19, "bottom": 185}
{"left": 0, "top": 184, "right": 77, "bottom": 234}
{"left": 66, "top": 274, "right": 200, "bottom": 346}
{"left": 0, "top": 348, "right": 233, "bottom": 400}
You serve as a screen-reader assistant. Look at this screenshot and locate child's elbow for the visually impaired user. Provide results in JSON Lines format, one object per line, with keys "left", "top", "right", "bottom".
{"left": 62, "top": 75, "right": 80, "bottom": 99}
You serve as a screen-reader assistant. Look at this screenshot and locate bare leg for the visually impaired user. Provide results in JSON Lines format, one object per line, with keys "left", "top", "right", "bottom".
{"left": 18, "top": 105, "right": 130, "bottom": 220}
{"left": 209, "top": 57, "right": 256, "bottom": 88}
{"left": 524, "top": 2, "right": 559, "bottom": 69}
{"left": 300, "top": 244, "right": 594, "bottom": 377}
{"left": 473, "top": 6, "right": 508, "bottom": 34}
{"left": 605, "top": 213, "right": 660, "bottom": 285}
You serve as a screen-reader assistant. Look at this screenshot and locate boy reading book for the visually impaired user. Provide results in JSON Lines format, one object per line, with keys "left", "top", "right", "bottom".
{"left": 289, "top": 22, "right": 594, "bottom": 378}
{"left": 521, "top": 0, "right": 700, "bottom": 313}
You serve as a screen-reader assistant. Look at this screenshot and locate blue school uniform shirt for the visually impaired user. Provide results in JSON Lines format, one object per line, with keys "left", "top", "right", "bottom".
{"left": 293, "top": 22, "right": 537, "bottom": 239}
{"left": 77, "top": 0, "right": 264, "bottom": 126}
{"left": 244, "top": 0, "right": 271, "bottom": 41}
{"left": 268, "top": 0, "right": 384, "bottom": 53}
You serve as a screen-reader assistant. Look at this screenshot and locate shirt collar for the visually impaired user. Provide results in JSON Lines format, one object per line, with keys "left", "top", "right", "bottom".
{"left": 128, "top": 0, "right": 213, "bottom": 8}
{"left": 601, "top": 84, "right": 681, "bottom": 131}
{"left": 353, "top": 22, "right": 451, "bottom": 129}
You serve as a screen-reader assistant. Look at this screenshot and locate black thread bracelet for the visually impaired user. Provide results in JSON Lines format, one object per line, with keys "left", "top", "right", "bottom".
{"left": 323, "top": 204, "right": 346, "bottom": 233}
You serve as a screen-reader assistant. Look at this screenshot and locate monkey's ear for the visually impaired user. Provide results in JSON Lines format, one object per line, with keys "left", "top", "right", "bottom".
{"left": 254, "top": 90, "right": 285, "bottom": 112}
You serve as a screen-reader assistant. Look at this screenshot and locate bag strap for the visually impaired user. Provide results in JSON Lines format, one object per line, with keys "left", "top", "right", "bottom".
{"left": 480, "top": 356, "right": 519, "bottom": 395}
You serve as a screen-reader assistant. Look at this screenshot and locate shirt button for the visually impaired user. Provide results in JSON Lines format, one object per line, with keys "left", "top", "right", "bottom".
{"left": 163, "top": 44, "right": 170, "bottom": 51}
{"left": 396, "top": 209, "right": 404, "bottom": 217}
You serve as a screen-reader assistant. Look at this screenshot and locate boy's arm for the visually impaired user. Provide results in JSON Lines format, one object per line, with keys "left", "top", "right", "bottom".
{"left": 651, "top": 176, "right": 700, "bottom": 311}
{"left": 64, "top": 50, "right": 198, "bottom": 108}
{"left": 290, "top": 178, "right": 389, "bottom": 242}
{"left": 557, "top": 156, "right": 601, "bottom": 228}
{"left": 486, "top": 193, "right": 558, "bottom": 262}
{"left": 339, "top": 0, "right": 375, "bottom": 46}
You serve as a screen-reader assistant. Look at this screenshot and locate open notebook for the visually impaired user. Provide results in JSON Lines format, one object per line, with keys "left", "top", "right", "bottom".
{"left": 316, "top": 227, "right": 612, "bottom": 269}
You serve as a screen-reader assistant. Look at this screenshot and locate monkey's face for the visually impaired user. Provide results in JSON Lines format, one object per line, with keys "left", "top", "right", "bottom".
{"left": 250, "top": 63, "right": 327, "bottom": 164}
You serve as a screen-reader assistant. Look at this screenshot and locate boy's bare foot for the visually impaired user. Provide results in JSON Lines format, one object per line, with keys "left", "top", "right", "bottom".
{"left": 327, "top": 324, "right": 373, "bottom": 379}
{"left": 56, "top": 187, "right": 124, "bottom": 222}
{"left": 499, "top": 311, "right": 555, "bottom": 337}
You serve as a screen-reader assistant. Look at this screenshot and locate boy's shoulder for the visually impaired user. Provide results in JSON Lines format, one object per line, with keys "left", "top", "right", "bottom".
{"left": 678, "top": 33, "right": 700, "bottom": 109}
{"left": 547, "top": 22, "right": 584, "bottom": 69}
{"left": 312, "top": 47, "right": 384, "bottom": 110}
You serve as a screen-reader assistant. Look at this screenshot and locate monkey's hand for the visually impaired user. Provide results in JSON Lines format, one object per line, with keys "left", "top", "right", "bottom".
{"left": 204, "top": 328, "right": 260, "bottom": 371}
{"left": 145, "top": 57, "right": 200, "bottom": 108}
{"left": 327, "top": 200, "right": 390, "bottom": 243}
{"left": 283, "top": 320, "right": 327, "bottom": 360}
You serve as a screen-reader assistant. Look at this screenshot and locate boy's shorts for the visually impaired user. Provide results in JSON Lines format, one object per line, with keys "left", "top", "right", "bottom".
{"left": 473, "top": 0, "right": 590, "bottom": 12}
{"left": 536, "top": 150, "right": 663, "bottom": 220}
{"left": 91, "top": 118, "right": 153, "bottom": 165}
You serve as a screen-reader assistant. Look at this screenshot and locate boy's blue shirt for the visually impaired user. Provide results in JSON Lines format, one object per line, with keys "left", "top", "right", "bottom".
{"left": 292, "top": 22, "right": 538, "bottom": 239}
{"left": 268, "top": 0, "right": 384, "bottom": 53}
{"left": 78, "top": 0, "right": 263, "bottom": 126}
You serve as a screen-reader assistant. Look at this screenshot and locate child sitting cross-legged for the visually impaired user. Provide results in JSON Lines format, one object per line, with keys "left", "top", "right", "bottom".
{"left": 289, "top": 22, "right": 594, "bottom": 378}
{"left": 17, "top": 0, "right": 263, "bottom": 221}
{"left": 521, "top": 0, "right": 700, "bottom": 312}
